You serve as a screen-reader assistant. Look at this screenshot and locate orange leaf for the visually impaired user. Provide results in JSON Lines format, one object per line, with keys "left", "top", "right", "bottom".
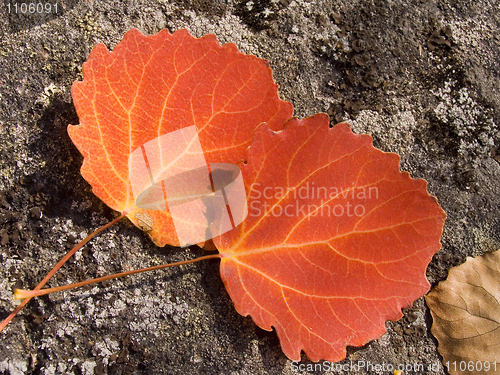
{"left": 214, "top": 114, "right": 446, "bottom": 361}
{"left": 68, "top": 28, "right": 292, "bottom": 246}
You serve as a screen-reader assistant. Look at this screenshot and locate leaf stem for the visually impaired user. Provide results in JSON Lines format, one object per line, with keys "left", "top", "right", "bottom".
{"left": 0, "top": 213, "right": 126, "bottom": 333}
{"left": 15, "top": 254, "right": 221, "bottom": 299}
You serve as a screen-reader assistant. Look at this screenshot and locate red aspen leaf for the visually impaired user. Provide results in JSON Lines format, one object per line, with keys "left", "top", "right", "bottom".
{"left": 425, "top": 249, "right": 500, "bottom": 375}
{"left": 213, "top": 114, "right": 446, "bottom": 362}
{"left": 67, "top": 28, "right": 292, "bottom": 247}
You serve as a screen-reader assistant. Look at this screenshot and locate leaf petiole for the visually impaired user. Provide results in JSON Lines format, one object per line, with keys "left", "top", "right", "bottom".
{"left": 14, "top": 253, "right": 221, "bottom": 299}
{"left": 0, "top": 213, "right": 126, "bottom": 333}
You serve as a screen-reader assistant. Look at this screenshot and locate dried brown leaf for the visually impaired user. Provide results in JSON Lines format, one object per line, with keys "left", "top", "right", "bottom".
{"left": 425, "top": 249, "right": 500, "bottom": 375}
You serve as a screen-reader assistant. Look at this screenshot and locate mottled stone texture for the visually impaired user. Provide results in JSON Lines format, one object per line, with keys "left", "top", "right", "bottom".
{"left": 0, "top": 1, "right": 499, "bottom": 374}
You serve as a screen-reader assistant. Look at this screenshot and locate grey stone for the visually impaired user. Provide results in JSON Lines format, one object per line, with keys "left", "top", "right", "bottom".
{"left": 0, "top": 0, "right": 499, "bottom": 374}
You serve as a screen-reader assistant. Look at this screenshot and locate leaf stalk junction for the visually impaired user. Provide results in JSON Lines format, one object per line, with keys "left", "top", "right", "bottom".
{"left": 0, "top": 214, "right": 220, "bottom": 333}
